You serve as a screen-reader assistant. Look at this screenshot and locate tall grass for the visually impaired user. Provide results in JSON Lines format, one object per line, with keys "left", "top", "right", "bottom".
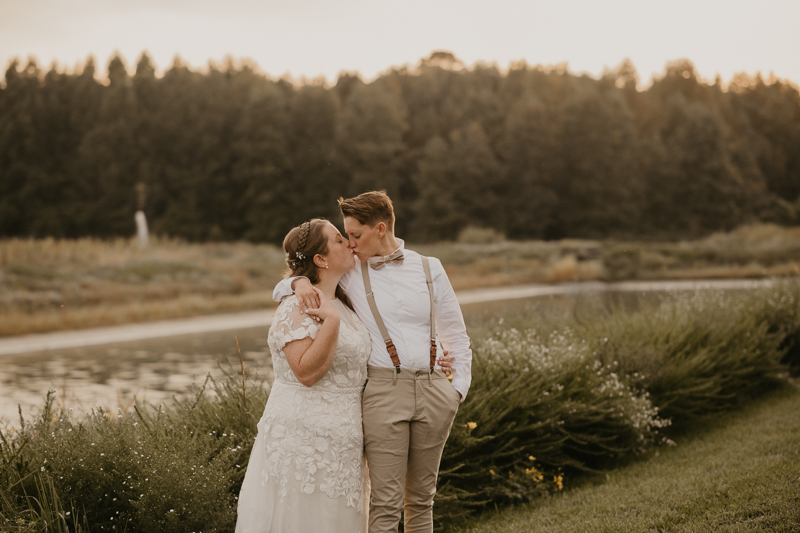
{"left": 582, "top": 290, "right": 793, "bottom": 420}
{"left": 1, "top": 363, "right": 270, "bottom": 533}
{"left": 415, "top": 222, "right": 800, "bottom": 287}
{"left": 4, "top": 223, "right": 800, "bottom": 337}
{"left": 0, "top": 237, "right": 286, "bottom": 336}
{"left": 433, "top": 284, "right": 796, "bottom": 525}
{"left": 1, "top": 283, "right": 798, "bottom": 531}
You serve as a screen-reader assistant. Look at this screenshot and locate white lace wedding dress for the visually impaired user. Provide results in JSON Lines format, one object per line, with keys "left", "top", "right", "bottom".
{"left": 235, "top": 296, "right": 371, "bottom": 533}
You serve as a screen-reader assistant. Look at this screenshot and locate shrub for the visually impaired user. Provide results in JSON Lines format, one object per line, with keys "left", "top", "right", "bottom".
{"left": 582, "top": 289, "right": 790, "bottom": 421}
{"left": 457, "top": 226, "right": 506, "bottom": 245}
{"left": 1, "top": 364, "right": 269, "bottom": 532}
{"left": 434, "top": 283, "right": 798, "bottom": 527}
{"left": 437, "top": 327, "right": 669, "bottom": 522}
{"left": 2, "top": 284, "right": 798, "bottom": 531}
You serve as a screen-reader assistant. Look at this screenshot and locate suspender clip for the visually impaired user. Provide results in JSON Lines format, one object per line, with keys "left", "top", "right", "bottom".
{"left": 362, "top": 257, "right": 441, "bottom": 387}
{"left": 385, "top": 340, "right": 398, "bottom": 357}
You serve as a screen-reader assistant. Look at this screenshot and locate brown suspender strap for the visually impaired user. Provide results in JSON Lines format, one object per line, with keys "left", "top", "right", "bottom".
{"left": 421, "top": 256, "right": 437, "bottom": 372}
{"left": 361, "top": 260, "right": 401, "bottom": 373}
{"left": 360, "top": 256, "right": 439, "bottom": 378}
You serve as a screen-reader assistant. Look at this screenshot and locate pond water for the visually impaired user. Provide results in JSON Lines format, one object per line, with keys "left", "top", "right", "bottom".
{"left": 0, "top": 288, "right": 745, "bottom": 425}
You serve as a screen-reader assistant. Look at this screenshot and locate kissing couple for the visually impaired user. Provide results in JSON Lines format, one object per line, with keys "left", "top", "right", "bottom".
{"left": 235, "top": 191, "right": 472, "bottom": 533}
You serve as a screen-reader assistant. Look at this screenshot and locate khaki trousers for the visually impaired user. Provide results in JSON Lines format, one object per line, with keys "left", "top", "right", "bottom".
{"left": 362, "top": 366, "right": 461, "bottom": 533}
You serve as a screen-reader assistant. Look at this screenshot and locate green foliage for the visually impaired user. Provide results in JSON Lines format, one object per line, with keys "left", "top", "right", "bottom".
{"left": 434, "top": 283, "right": 798, "bottom": 527}
{"left": 583, "top": 289, "right": 790, "bottom": 420}
{"left": 93, "top": 260, "right": 205, "bottom": 283}
{"left": 0, "top": 470, "right": 89, "bottom": 533}
{"left": 1, "top": 363, "right": 269, "bottom": 532}
{"left": 412, "top": 123, "right": 503, "bottom": 241}
{"left": 2, "top": 53, "right": 800, "bottom": 242}
{"left": 436, "top": 327, "right": 669, "bottom": 522}
{"left": 2, "top": 285, "right": 798, "bottom": 531}
{"left": 463, "top": 387, "right": 800, "bottom": 533}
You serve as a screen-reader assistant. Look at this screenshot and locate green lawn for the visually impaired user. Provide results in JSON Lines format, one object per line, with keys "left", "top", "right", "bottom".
{"left": 462, "top": 385, "right": 800, "bottom": 533}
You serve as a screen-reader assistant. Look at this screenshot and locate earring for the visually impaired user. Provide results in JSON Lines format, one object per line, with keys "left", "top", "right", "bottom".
{"left": 324, "top": 262, "right": 329, "bottom": 269}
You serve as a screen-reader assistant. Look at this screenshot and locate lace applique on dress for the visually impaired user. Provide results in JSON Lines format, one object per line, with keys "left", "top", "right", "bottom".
{"left": 267, "top": 296, "right": 322, "bottom": 385}
{"left": 259, "top": 295, "right": 371, "bottom": 510}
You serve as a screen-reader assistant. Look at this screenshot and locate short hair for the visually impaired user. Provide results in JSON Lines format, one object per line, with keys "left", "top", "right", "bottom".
{"left": 337, "top": 190, "right": 395, "bottom": 231}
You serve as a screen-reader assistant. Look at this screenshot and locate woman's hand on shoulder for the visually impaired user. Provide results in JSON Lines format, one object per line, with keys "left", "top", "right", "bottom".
{"left": 304, "top": 287, "right": 339, "bottom": 324}
{"left": 293, "top": 277, "right": 321, "bottom": 319}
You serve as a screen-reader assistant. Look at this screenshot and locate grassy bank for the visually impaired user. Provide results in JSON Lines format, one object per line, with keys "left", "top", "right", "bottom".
{"left": 433, "top": 282, "right": 798, "bottom": 524}
{"left": 2, "top": 282, "right": 799, "bottom": 531}
{"left": 3, "top": 223, "right": 800, "bottom": 337}
{"left": 0, "top": 237, "right": 285, "bottom": 337}
{"left": 463, "top": 385, "right": 800, "bottom": 533}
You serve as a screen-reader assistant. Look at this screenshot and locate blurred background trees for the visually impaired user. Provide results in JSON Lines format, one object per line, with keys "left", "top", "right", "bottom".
{"left": 1, "top": 51, "right": 799, "bottom": 243}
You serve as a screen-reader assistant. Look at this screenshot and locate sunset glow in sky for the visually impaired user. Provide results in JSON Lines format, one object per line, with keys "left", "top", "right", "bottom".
{"left": 1, "top": 0, "right": 798, "bottom": 86}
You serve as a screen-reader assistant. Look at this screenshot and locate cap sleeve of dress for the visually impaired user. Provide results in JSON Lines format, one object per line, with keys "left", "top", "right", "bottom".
{"left": 268, "top": 295, "right": 322, "bottom": 354}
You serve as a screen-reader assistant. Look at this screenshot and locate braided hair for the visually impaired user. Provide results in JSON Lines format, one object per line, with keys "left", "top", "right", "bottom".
{"left": 286, "top": 221, "right": 312, "bottom": 269}
{"left": 282, "top": 218, "right": 353, "bottom": 310}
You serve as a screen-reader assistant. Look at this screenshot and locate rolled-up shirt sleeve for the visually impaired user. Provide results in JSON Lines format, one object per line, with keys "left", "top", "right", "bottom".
{"left": 431, "top": 258, "right": 472, "bottom": 401}
{"left": 272, "top": 276, "right": 304, "bottom": 302}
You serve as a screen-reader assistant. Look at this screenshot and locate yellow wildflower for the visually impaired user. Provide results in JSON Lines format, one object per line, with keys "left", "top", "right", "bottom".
{"left": 554, "top": 475, "right": 563, "bottom": 491}
{"left": 466, "top": 422, "right": 477, "bottom": 430}
{"left": 525, "top": 467, "right": 544, "bottom": 482}
{"left": 489, "top": 469, "right": 496, "bottom": 476}
{"left": 528, "top": 455, "right": 535, "bottom": 461}
{"left": 509, "top": 472, "right": 514, "bottom": 478}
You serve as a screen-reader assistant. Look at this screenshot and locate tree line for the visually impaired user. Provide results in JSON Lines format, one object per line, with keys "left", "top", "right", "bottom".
{"left": 1, "top": 51, "right": 799, "bottom": 243}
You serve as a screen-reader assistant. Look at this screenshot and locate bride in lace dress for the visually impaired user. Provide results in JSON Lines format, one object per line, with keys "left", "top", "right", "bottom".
{"left": 235, "top": 219, "right": 371, "bottom": 532}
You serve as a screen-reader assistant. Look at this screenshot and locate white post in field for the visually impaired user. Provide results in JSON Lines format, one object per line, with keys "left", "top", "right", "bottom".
{"left": 135, "top": 210, "right": 149, "bottom": 247}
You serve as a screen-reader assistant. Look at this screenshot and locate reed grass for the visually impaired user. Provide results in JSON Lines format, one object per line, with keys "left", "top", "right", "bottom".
{"left": 1, "top": 361, "right": 271, "bottom": 533}
{"left": 0, "top": 237, "right": 286, "bottom": 336}
{"left": 2, "top": 282, "right": 798, "bottom": 531}
{"left": 4, "top": 223, "right": 800, "bottom": 337}
{"left": 0, "top": 291, "right": 276, "bottom": 337}
{"left": 432, "top": 284, "right": 793, "bottom": 525}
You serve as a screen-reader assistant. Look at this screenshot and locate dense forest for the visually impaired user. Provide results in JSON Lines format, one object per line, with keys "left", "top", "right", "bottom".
{"left": 1, "top": 51, "right": 799, "bottom": 243}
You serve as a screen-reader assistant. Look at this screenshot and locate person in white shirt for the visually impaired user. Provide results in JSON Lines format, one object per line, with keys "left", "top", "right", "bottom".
{"left": 273, "top": 191, "right": 472, "bottom": 533}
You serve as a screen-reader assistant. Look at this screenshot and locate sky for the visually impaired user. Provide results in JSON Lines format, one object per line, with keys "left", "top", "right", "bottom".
{"left": 1, "top": 0, "right": 798, "bottom": 87}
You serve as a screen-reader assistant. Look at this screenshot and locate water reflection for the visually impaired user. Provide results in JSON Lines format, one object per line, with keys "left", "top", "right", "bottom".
{"left": 0, "top": 291, "right": 671, "bottom": 424}
{"left": 1, "top": 327, "right": 273, "bottom": 423}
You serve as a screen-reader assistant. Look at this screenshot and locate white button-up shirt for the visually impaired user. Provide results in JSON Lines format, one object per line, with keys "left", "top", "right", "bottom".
{"left": 273, "top": 240, "right": 473, "bottom": 400}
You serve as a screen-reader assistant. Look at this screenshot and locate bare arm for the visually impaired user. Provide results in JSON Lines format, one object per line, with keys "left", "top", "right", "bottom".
{"left": 282, "top": 288, "right": 340, "bottom": 386}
